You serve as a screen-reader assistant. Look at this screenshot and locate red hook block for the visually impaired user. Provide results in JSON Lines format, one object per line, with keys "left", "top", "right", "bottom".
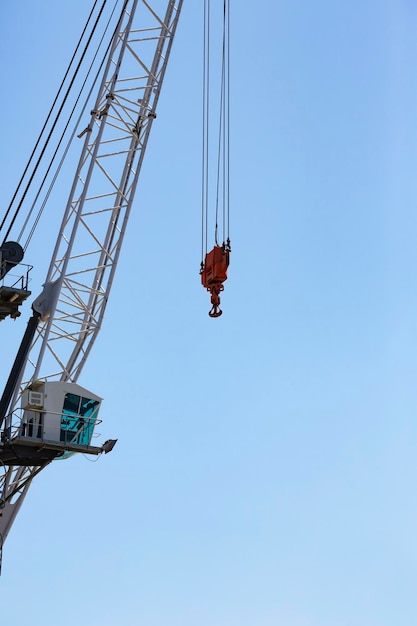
{"left": 201, "top": 245, "right": 230, "bottom": 317}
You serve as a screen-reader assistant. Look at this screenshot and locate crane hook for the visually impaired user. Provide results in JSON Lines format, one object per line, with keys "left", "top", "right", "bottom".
{"left": 208, "top": 283, "right": 224, "bottom": 317}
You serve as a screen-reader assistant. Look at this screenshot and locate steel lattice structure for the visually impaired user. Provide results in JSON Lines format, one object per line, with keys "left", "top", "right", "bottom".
{"left": 0, "top": 0, "right": 183, "bottom": 563}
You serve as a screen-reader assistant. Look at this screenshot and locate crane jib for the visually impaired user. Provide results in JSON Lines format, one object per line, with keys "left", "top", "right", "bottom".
{"left": 0, "top": 0, "right": 184, "bottom": 568}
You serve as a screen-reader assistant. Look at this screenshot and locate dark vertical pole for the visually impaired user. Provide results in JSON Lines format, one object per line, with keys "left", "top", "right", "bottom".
{"left": 0, "top": 311, "right": 40, "bottom": 430}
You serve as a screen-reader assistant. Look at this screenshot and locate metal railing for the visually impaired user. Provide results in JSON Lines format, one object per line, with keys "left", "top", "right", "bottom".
{"left": 1, "top": 408, "right": 101, "bottom": 446}
{"left": 0, "top": 262, "right": 32, "bottom": 292}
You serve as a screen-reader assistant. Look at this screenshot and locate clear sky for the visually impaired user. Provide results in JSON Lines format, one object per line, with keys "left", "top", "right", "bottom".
{"left": 1, "top": 1, "right": 417, "bottom": 625}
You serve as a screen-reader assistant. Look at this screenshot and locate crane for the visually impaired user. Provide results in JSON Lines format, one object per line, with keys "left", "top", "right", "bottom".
{"left": 0, "top": 0, "right": 184, "bottom": 571}
{"left": 0, "top": 0, "right": 231, "bottom": 572}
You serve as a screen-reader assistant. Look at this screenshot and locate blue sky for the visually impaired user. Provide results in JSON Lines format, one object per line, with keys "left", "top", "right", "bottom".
{"left": 1, "top": 1, "right": 417, "bottom": 624}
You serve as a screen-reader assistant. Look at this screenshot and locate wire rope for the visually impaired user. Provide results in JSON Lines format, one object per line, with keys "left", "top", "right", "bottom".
{"left": 0, "top": 0, "right": 102, "bottom": 241}
{"left": 19, "top": 0, "right": 125, "bottom": 251}
{"left": 226, "top": 0, "right": 230, "bottom": 242}
{"left": 201, "top": 0, "right": 211, "bottom": 264}
{"left": 201, "top": 0, "right": 230, "bottom": 262}
{"left": 1, "top": 0, "right": 109, "bottom": 246}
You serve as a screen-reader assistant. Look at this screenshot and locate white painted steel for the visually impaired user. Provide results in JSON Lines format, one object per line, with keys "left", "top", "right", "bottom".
{"left": 0, "top": 0, "right": 183, "bottom": 552}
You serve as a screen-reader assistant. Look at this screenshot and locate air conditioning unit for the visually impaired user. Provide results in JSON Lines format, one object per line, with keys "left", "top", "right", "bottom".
{"left": 21, "top": 390, "right": 44, "bottom": 409}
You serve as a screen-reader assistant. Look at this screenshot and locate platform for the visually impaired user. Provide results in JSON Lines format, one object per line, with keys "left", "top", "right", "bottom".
{"left": 0, "top": 286, "right": 31, "bottom": 321}
{"left": 0, "top": 435, "right": 104, "bottom": 466}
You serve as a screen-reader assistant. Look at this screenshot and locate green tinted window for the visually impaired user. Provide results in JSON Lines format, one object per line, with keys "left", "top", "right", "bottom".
{"left": 60, "top": 393, "right": 99, "bottom": 445}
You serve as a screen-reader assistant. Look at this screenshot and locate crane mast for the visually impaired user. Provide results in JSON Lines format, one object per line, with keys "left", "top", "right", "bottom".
{"left": 0, "top": 0, "right": 183, "bottom": 567}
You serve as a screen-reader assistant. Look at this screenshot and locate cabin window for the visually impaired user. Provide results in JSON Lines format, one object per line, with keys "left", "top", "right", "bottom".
{"left": 60, "top": 393, "right": 99, "bottom": 445}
